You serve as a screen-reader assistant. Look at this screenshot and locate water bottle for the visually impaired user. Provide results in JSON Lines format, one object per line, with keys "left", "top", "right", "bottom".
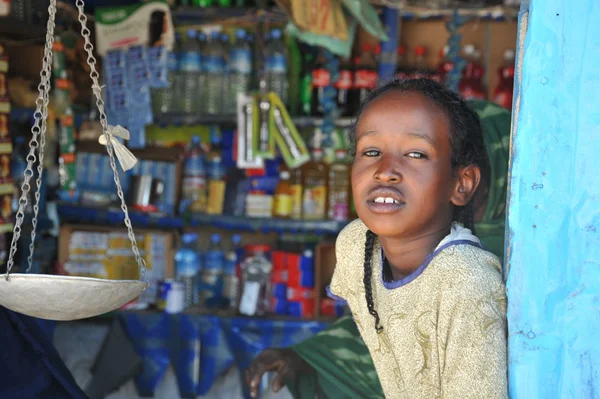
{"left": 175, "top": 233, "right": 201, "bottom": 308}
{"left": 152, "top": 32, "right": 181, "bottom": 115}
{"left": 200, "top": 233, "right": 224, "bottom": 305}
{"left": 179, "top": 29, "right": 202, "bottom": 113}
{"left": 196, "top": 31, "right": 208, "bottom": 117}
{"left": 266, "top": 29, "right": 288, "bottom": 105}
{"left": 180, "top": 135, "right": 207, "bottom": 213}
{"left": 227, "top": 29, "right": 252, "bottom": 114}
{"left": 204, "top": 31, "right": 226, "bottom": 115}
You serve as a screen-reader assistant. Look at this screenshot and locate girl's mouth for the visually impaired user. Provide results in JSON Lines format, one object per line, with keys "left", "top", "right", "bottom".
{"left": 367, "top": 197, "right": 406, "bottom": 213}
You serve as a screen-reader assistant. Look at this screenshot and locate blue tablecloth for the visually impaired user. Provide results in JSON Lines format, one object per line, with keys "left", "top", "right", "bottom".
{"left": 119, "top": 313, "right": 328, "bottom": 398}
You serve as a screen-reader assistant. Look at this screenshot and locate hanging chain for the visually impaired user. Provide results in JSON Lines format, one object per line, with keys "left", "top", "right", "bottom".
{"left": 74, "top": 0, "right": 147, "bottom": 280}
{"left": 5, "top": 0, "right": 56, "bottom": 279}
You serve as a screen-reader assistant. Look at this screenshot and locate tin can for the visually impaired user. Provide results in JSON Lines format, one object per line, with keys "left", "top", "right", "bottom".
{"left": 156, "top": 279, "right": 172, "bottom": 311}
{"left": 166, "top": 280, "right": 185, "bottom": 314}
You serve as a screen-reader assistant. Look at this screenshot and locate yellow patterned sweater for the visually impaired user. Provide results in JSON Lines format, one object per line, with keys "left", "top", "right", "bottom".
{"left": 329, "top": 219, "right": 508, "bottom": 398}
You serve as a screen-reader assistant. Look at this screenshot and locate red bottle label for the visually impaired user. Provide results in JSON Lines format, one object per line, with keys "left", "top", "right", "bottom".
{"left": 312, "top": 69, "right": 330, "bottom": 88}
{"left": 354, "top": 70, "right": 377, "bottom": 89}
{"left": 335, "top": 70, "right": 353, "bottom": 89}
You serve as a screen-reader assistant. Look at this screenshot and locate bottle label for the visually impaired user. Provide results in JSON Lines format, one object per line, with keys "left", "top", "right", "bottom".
{"left": 300, "top": 75, "right": 312, "bottom": 114}
{"left": 179, "top": 52, "right": 201, "bottom": 72}
{"left": 230, "top": 49, "right": 252, "bottom": 74}
{"left": 335, "top": 70, "right": 353, "bottom": 89}
{"left": 312, "top": 68, "right": 330, "bottom": 88}
{"left": 303, "top": 186, "right": 326, "bottom": 219}
{"left": 273, "top": 194, "right": 292, "bottom": 217}
{"left": 290, "top": 184, "right": 303, "bottom": 219}
{"left": 182, "top": 176, "right": 207, "bottom": 212}
{"left": 204, "top": 55, "right": 225, "bottom": 73}
{"left": 266, "top": 54, "right": 287, "bottom": 73}
{"left": 354, "top": 70, "right": 377, "bottom": 89}
{"left": 333, "top": 203, "right": 349, "bottom": 221}
{"left": 207, "top": 180, "right": 226, "bottom": 215}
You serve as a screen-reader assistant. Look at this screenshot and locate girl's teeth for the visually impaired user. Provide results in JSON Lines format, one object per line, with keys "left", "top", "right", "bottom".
{"left": 373, "top": 197, "right": 400, "bottom": 204}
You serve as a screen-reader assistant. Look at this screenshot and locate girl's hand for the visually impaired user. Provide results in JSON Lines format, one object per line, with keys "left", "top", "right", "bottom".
{"left": 245, "top": 348, "right": 315, "bottom": 398}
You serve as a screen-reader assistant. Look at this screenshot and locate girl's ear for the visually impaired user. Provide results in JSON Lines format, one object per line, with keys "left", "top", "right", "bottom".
{"left": 450, "top": 165, "right": 481, "bottom": 207}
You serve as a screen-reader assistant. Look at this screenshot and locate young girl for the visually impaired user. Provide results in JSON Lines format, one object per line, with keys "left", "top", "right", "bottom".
{"left": 327, "top": 79, "right": 507, "bottom": 398}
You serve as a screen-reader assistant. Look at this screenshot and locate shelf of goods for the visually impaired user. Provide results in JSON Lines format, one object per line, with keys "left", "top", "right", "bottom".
{"left": 57, "top": 203, "right": 348, "bottom": 234}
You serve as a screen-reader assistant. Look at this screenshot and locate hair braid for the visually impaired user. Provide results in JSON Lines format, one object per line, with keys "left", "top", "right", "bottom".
{"left": 363, "top": 230, "right": 383, "bottom": 333}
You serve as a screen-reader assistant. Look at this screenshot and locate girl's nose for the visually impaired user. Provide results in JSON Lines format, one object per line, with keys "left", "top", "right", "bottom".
{"left": 373, "top": 155, "right": 402, "bottom": 183}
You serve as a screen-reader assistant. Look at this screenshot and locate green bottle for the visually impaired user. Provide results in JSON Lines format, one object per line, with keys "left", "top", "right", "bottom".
{"left": 300, "top": 53, "right": 314, "bottom": 116}
{"left": 193, "top": 0, "right": 214, "bottom": 6}
{"left": 218, "top": 0, "right": 232, "bottom": 6}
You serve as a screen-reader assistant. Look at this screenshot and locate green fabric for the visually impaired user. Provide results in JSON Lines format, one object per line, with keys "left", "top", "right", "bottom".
{"left": 288, "top": 100, "right": 511, "bottom": 399}
{"left": 469, "top": 100, "right": 511, "bottom": 261}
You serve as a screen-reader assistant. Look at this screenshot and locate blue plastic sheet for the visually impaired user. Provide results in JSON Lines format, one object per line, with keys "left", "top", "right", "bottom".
{"left": 120, "top": 313, "right": 328, "bottom": 398}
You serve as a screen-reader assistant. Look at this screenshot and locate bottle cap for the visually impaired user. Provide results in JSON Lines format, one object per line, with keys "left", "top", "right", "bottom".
{"left": 211, "top": 233, "right": 221, "bottom": 244}
{"left": 415, "top": 46, "right": 426, "bottom": 56}
{"left": 187, "top": 29, "right": 197, "bottom": 39}
{"left": 280, "top": 170, "right": 291, "bottom": 180}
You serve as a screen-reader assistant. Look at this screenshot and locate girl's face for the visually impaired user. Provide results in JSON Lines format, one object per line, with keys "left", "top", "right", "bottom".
{"left": 351, "top": 90, "right": 479, "bottom": 239}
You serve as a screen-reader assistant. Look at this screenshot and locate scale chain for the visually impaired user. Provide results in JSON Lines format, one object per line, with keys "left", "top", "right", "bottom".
{"left": 74, "top": 0, "right": 147, "bottom": 280}
{"left": 5, "top": 0, "right": 56, "bottom": 278}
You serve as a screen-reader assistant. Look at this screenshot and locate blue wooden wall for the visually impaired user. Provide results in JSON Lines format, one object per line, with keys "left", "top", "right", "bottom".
{"left": 506, "top": 0, "right": 600, "bottom": 397}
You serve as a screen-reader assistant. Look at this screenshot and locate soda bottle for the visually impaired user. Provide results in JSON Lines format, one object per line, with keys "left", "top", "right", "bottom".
{"left": 459, "top": 44, "right": 486, "bottom": 100}
{"left": 493, "top": 49, "right": 515, "bottom": 109}
{"left": 336, "top": 55, "right": 353, "bottom": 116}
{"left": 437, "top": 45, "right": 454, "bottom": 85}
{"left": 299, "top": 51, "right": 315, "bottom": 116}
{"left": 394, "top": 45, "right": 409, "bottom": 80}
{"left": 310, "top": 50, "right": 330, "bottom": 117}
{"left": 350, "top": 44, "right": 378, "bottom": 113}
{"left": 411, "top": 46, "right": 430, "bottom": 79}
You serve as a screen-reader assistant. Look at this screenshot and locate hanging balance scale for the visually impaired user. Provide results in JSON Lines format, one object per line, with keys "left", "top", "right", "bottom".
{"left": 0, "top": 0, "right": 149, "bottom": 321}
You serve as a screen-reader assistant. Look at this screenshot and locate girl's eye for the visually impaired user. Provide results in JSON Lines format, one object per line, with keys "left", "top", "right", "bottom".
{"left": 406, "top": 152, "right": 428, "bottom": 159}
{"left": 362, "top": 150, "right": 381, "bottom": 157}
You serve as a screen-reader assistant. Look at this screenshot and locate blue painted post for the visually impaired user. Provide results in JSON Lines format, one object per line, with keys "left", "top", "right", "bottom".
{"left": 506, "top": 0, "right": 600, "bottom": 397}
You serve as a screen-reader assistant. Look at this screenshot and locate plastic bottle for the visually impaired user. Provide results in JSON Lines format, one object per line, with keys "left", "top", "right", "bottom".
{"left": 178, "top": 29, "right": 202, "bottom": 113}
{"left": 266, "top": 29, "right": 288, "bottom": 105}
{"left": 437, "top": 45, "right": 454, "bottom": 86}
{"left": 394, "top": 45, "right": 409, "bottom": 81}
{"left": 302, "top": 148, "right": 328, "bottom": 220}
{"left": 153, "top": 32, "right": 180, "bottom": 114}
{"left": 223, "top": 234, "right": 241, "bottom": 310}
{"left": 336, "top": 55, "right": 353, "bottom": 117}
{"left": 327, "top": 149, "right": 350, "bottom": 221}
{"left": 298, "top": 51, "right": 314, "bottom": 116}
{"left": 200, "top": 233, "right": 224, "bottom": 306}
{"left": 195, "top": 31, "right": 208, "bottom": 116}
{"left": 180, "top": 135, "right": 208, "bottom": 213}
{"left": 351, "top": 44, "right": 378, "bottom": 114}
{"left": 204, "top": 31, "right": 226, "bottom": 115}
{"left": 493, "top": 49, "right": 515, "bottom": 109}
{"left": 289, "top": 167, "right": 303, "bottom": 220}
{"left": 175, "top": 233, "right": 201, "bottom": 308}
{"left": 206, "top": 156, "right": 226, "bottom": 215}
{"left": 411, "top": 46, "right": 431, "bottom": 79}
{"left": 310, "top": 50, "right": 329, "bottom": 117}
{"left": 239, "top": 245, "right": 272, "bottom": 316}
{"left": 459, "top": 44, "right": 486, "bottom": 100}
{"left": 273, "top": 169, "right": 292, "bottom": 218}
{"left": 228, "top": 29, "right": 252, "bottom": 114}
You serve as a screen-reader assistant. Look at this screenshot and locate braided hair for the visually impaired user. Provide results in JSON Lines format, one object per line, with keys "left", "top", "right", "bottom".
{"left": 352, "top": 79, "right": 490, "bottom": 333}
